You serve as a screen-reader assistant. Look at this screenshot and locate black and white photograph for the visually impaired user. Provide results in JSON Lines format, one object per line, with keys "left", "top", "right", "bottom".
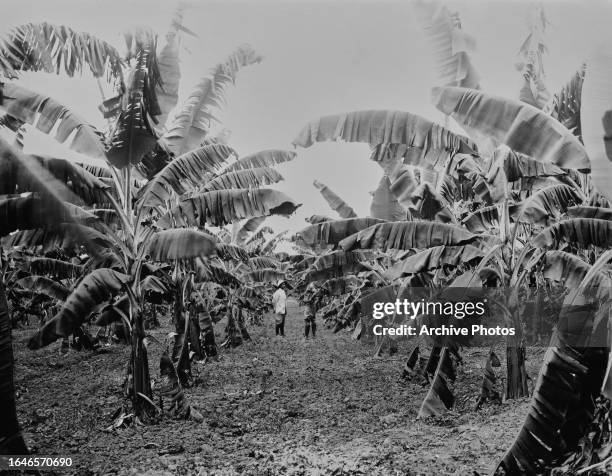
{"left": 1, "top": 0, "right": 612, "bottom": 474}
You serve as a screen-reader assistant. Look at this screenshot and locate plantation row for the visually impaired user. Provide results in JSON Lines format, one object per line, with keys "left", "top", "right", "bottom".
{"left": 1, "top": 2, "right": 612, "bottom": 474}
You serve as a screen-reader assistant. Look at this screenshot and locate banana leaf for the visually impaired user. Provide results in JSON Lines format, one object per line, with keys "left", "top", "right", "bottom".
{"left": 432, "top": 86, "right": 590, "bottom": 170}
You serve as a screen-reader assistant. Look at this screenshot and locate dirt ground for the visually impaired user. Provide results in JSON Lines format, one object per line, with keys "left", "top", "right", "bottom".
{"left": 12, "top": 299, "right": 543, "bottom": 475}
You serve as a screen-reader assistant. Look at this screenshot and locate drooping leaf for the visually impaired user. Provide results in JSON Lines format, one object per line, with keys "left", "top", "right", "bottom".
{"left": 475, "top": 351, "right": 502, "bottom": 409}
{"left": 388, "top": 163, "right": 418, "bottom": 211}
{"left": 303, "top": 250, "right": 376, "bottom": 282}
{"left": 340, "top": 221, "right": 478, "bottom": 252}
{"left": 28, "top": 269, "right": 130, "bottom": 349}
{"left": 192, "top": 258, "right": 241, "bottom": 287}
{"left": 146, "top": 229, "right": 217, "bottom": 261}
{"left": 138, "top": 144, "right": 236, "bottom": 207}
{"left": 501, "top": 147, "right": 566, "bottom": 182}
{"left": 15, "top": 276, "right": 70, "bottom": 301}
{"left": 539, "top": 250, "right": 607, "bottom": 289}
{"left": 418, "top": 347, "right": 456, "bottom": 418}
{"left": 140, "top": 274, "right": 169, "bottom": 295}
{"left": 496, "top": 344, "right": 606, "bottom": 473}
{"left": 294, "top": 217, "right": 386, "bottom": 247}
{"left": 312, "top": 179, "right": 356, "bottom": 218}
{"left": 221, "top": 149, "right": 297, "bottom": 173}
{"left": 292, "top": 110, "right": 477, "bottom": 159}
{"left": 94, "top": 294, "right": 128, "bottom": 326}
{"left": 3, "top": 223, "right": 113, "bottom": 253}
{"left": 533, "top": 218, "right": 612, "bottom": 250}
{"left": 156, "top": 188, "right": 301, "bottom": 228}
{"left": 407, "top": 182, "right": 453, "bottom": 222}
{"left": 162, "top": 45, "right": 262, "bottom": 155}
{"left": 0, "top": 195, "right": 94, "bottom": 237}
{"left": 244, "top": 268, "right": 285, "bottom": 284}
{"left": 566, "top": 206, "right": 612, "bottom": 221}
{"left": 387, "top": 245, "right": 484, "bottom": 279}
{"left": 26, "top": 257, "right": 84, "bottom": 279}
{"left": 232, "top": 216, "right": 266, "bottom": 245}
{"left": 0, "top": 82, "right": 107, "bottom": 160}
{"left": 432, "top": 86, "right": 590, "bottom": 170}
{"left": 203, "top": 167, "right": 283, "bottom": 192}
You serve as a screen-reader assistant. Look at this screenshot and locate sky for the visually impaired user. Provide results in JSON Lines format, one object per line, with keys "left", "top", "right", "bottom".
{"left": 1, "top": 0, "right": 611, "bottom": 237}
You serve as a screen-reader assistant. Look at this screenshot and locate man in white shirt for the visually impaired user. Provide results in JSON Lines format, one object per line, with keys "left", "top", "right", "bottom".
{"left": 271, "top": 281, "right": 287, "bottom": 336}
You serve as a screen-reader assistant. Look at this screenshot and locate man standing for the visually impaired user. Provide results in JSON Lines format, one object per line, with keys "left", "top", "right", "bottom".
{"left": 272, "top": 281, "right": 287, "bottom": 337}
{"left": 302, "top": 283, "right": 324, "bottom": 339}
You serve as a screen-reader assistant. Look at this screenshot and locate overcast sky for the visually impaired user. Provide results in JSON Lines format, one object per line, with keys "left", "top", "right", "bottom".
{"left": 2, "top": 0, "right": 610, "bottom": 237}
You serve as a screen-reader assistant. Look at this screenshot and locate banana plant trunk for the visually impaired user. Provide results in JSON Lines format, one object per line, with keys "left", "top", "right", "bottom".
{"left": 199, "top": 305, "right": 218, "bottom": 359}
{"left": 506, "top": 291, "right": 529, "bottom": 400}
{"left": 0, "top": 280, "right": 29, "bottom": 454}
{"left": 130, "top": 299, "right": 152, "bottom": 417}
{"left": 172, "top": 280, "right": 191, "bottom": 386}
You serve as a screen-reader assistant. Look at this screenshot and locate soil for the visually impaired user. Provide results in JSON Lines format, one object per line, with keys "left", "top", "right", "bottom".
{"left": 13, "top": 298, "right": 543, "bottom": 475}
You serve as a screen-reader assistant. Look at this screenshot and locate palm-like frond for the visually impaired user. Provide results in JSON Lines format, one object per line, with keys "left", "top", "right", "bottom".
{"left": 414, "top": 0, "right": 480, "bottom": 89}
{"left": 216, "top": 243, "right": 249, "bottom": 261}
{"left": 155, "top": 8, "right": 185, "bottom": 130}
{"left": 162, "top": 45, "right": 262, "bottom": 155}
{"left": 0, "top": 22, "right": 123, "bottom": 80}
{"left": 546, "top": 64, "right": 586, "bottom": 142}
{"left": 138, "top": 144, "right": 236, "bottom": 207}
{"left": 221, "top": 149, "right": 296, "bottom": 173}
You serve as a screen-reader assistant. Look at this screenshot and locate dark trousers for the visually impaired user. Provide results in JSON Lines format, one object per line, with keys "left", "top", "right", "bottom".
{"left": 275, "top": 313, "right": 286, "bottom": 336}
{"left": 304, "top": 318, "right": 316, "bottom": 338}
